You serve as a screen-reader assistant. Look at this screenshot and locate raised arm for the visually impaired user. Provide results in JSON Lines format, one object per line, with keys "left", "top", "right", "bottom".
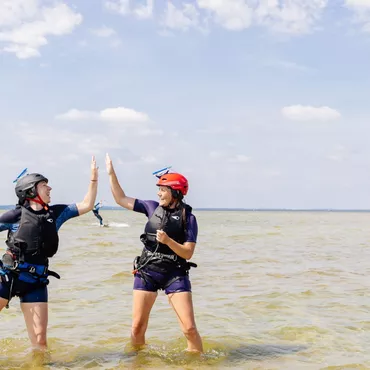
{"left": 0, "top": 208, "right": 20, "bottom": 232}
{"left": 106, "top": 153, "right": 135, "bottom": 210}
{"left": 76, "top": 156, "right": 99, "bottom": 216}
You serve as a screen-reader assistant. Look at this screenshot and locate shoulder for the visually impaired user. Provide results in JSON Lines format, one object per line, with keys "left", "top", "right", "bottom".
{"left": 184, "top": 206, "right": 198, "bottom": 243}
{"left": 0, "top": 207, "right": 21, "bottom": 224}
{"left": 133, "top": 199, "right": 159, "bottom": 217}
{"left": 186, "top": 211, "right": 198, "bottom": 231}
{"left": 50, "top": 204, "right": 77, "bottom": 216}
{"left": 49, "top": 204, "right": 79, "bottom": 229}
{"left": 0, "top": 207, "right": 21, "bottom": 232}
{"left": 187, "top": 212, "right": 197, "bottom": 224}
{"left": 184, "top": 205, "right": 196, "bottom": 222}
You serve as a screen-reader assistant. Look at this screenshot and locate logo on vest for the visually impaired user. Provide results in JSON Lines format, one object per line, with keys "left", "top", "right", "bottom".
{"left": 171, "top": 215, "right": 180, "bottom": 220}
{"left": 47, "top": 218, "right": 54, "bottom": 223}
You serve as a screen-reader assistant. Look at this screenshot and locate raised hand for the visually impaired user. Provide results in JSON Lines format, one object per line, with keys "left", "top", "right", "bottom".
{"left": 105, "top": 153, "right": 114, "bottom": 176}
{"left": 91, "top": 155, "right": 98, "bottom": 181}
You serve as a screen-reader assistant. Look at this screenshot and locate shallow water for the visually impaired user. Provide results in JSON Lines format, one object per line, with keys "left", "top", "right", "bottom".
{"left": 0, "top": 210, "right": 370, "bottom": 369}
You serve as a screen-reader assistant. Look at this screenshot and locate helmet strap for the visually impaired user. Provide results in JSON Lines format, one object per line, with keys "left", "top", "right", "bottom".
{"left": 26, "top": 195, "right": 49, "bottom": 211}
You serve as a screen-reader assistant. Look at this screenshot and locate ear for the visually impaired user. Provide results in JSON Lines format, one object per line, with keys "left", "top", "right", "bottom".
{"left": 26, "top": 188, "right": 36, "bottom": 198}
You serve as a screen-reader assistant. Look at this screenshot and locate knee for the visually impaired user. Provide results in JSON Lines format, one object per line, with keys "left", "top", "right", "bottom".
{"left": 182, "top": 325, "right": 198, "bottom": 338}
{"left": 131, "top": 321, "right": 147, "bottom": 338}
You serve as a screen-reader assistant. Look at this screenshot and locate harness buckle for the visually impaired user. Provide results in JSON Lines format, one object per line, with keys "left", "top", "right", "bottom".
{"left": 29, "top": 266, "right": 36, "bottom": 274}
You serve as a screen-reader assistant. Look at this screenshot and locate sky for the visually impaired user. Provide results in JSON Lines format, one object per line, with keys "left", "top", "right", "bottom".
{"left": 1, "top": 0, "right": 370, "bottom": 209}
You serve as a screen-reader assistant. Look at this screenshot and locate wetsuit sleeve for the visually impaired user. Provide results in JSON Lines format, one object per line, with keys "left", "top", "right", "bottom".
{"left": 50, "top": 204, "right": 79, "bottom": 231}
{"left": 133, "top": 199, "right": 159, "bottom": 218}
{"left": 0, "top": 208, "right": 21, "bottom": 232}
{"left": 186, "top": 214, "right": 198, "bottom": 243}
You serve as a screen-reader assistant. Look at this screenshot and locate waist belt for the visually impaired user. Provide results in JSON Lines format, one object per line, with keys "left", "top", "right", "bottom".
{"left": 0, "top": 259, "right": 61, "bottom": 280}
{"left": 0, "top": 258, "right": 61, "bottom": 309}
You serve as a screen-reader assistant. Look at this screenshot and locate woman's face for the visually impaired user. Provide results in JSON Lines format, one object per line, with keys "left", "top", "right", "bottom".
{"left": 36, "top": 181, "right": 52, "bottom": 204}
{"left": 157, "top": 186, "right": 172, "bottom": 207}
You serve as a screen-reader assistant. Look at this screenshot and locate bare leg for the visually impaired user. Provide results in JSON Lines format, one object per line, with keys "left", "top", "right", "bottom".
{"left": 0, "top": 297, "right": 9, "bottom": 311}
{"left": 131, "top": 290, "right": 157, "bottom": 348}
{"left": 21, "top": 302, "right": 48, "bottom": 350}
{"left": 168, "top": 292, "right": 203, "bottom": 353}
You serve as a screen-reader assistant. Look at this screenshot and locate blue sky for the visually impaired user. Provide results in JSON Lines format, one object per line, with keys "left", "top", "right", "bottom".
{"left": 1, "top": 0, "right": 370, "bottom": 209}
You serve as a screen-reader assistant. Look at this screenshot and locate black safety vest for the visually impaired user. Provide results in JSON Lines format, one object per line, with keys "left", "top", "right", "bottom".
{"left": 6, "top": 206, "right": 59, "bottom": 262}
{"left": 139, "top": 204, "right": 191, "bottom": 272}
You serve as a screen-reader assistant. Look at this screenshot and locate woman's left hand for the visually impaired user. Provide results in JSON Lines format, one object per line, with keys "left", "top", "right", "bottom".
{"left": 156, "top": 230, "right": 170, "bottom": 244}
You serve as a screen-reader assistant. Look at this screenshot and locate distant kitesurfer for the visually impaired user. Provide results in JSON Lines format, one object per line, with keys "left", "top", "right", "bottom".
{"left": 92, "top": 200, "right": 104, "bottom": 226}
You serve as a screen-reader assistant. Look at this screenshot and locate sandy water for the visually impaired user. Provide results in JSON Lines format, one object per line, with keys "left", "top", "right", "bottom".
{"left": 0, "top": 210, "right": 369, "bottom": 369}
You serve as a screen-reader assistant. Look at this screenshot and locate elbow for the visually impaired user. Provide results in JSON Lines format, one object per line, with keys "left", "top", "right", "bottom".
{"left": 184, "top": 251, "right": 194, "bottom": 260}
{"left": 85, "top": 201, "right": 95, "bottom": 212}
{"left": 112, "top": 194, "right": 121, "bottom": 205}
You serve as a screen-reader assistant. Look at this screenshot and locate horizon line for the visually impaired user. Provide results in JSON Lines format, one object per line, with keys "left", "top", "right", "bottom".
{"left": 1, "top": 205, "right": 370, "bottom": 212}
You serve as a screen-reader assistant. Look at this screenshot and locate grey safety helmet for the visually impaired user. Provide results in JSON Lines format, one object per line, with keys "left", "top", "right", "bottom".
{"left": 15, "top": 173, "right": 48, "bottom": 204}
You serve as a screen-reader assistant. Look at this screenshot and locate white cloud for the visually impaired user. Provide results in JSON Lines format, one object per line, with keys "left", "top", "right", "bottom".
{"left": 90, "top": 26, "right": 116, "bottom": 37}
{"left": 100, "top": 107, "right": 149, "bottom": 123}
{"left": 55, "top": 109, "right": 98, "bottom": 121}
{"left": 104, "top": 0, "right": 153, "bottom": 19}
{"left": 133, "top": 0, "right": 154, "bottom": 19}
{"left": 106, "top": 0, "right": 330, "bottom": 35}
{"left": 11, "top": 121, "right": 136, "bottom": 159}
{"left": 281, "top": 105, "right": 341, "bottom": 121}
{"left": 197, "top": 0, "right": 253, "bottom": 31}
{"left": 104, "top": 0, "right": 130, "bottom": 15}
{"left": 162, "top": 2, "right": 200, "bottom": 31}
{"left": 56, "top": 107, "right": 150, "bottom": 123}
{"left": 0, "top": 1, "right": 82, "bottom": 59}
{"left": 254, "top": 0, "right": 327, "bottom": 35}
{"left": 346, "top": 0, "right": 370, "bottom": 6}
{"left": 345, "top": 0, "right": 370, "bottom": 32}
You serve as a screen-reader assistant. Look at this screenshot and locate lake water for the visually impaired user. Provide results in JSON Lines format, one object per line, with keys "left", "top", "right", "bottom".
{"left": 0, "top": 210, "right": 369, "bottom": 369}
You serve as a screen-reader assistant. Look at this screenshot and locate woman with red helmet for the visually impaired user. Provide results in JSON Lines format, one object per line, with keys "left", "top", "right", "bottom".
{"left": 106, "top": 153, "right": 203, "bottom": 353}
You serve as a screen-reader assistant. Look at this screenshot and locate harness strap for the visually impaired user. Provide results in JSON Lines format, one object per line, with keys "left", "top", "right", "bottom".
{"left": 13, "top": 265, "right": 60, "bottom": 279}
{"left": 6, "top": 277, "right": 14, "bottom": 309}
{"left": 0, "top": 258, "right": 61, "bottom": 309}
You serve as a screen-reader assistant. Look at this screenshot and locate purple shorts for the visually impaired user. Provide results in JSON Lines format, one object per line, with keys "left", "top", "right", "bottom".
{"left": 133, "top": 268, "right": 192, "bottom": 295}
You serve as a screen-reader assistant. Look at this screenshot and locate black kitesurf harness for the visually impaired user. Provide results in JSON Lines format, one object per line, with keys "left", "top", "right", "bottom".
{"left": 132, "top": 203, "right": 197, "bottom": 289}
{"left": 0, "top": 205, "right": 61, "bottom": 308}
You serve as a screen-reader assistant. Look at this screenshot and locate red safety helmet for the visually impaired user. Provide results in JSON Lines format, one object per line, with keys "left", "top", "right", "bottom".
{"left": 156, "top": 173, "right": 188, "bottom": 196}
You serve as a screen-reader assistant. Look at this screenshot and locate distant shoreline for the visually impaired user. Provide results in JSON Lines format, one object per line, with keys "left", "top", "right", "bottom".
{"left": 0, "top": 205, "right": 370, "bottom": 212}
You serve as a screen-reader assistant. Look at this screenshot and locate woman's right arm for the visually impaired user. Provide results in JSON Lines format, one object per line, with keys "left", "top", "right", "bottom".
{"left": 105, "top": 153, "right": 136, "bottom": 210}
{"left": 0, "top": 208, "right": 20, "bottom": 232}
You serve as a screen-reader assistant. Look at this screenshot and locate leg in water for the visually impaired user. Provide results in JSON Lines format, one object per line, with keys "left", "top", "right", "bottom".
{"left": 167, "top": 291, "right": 203, "bottom": 353}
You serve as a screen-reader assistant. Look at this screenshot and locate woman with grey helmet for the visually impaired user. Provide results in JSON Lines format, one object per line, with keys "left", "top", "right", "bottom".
{"left": 0, "top": 156, "right": 98, "bottom": 351}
